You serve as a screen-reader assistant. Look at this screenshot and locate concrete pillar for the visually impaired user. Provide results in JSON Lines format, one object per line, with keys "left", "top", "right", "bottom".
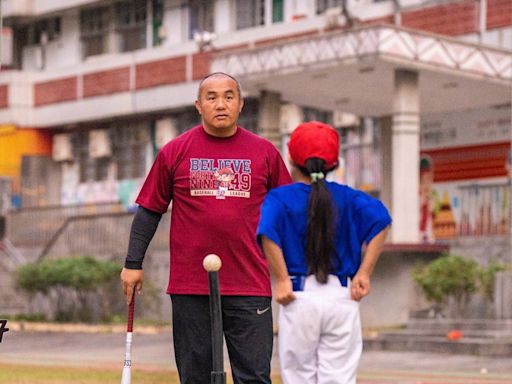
{"left": 495, "top": 271, "right": 512, "bottom": 319}
{"left": 380, "top": 115, "right": 392, "bottom": 214}
{"left": 258, "top": 90, "right": 282, "bottom": 148}
{"left": 391, "top": 69, "right": 420, "bottom": 243}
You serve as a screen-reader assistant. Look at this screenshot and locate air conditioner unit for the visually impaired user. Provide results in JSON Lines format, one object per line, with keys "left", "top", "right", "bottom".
{"left": 52, "top": 133, "right": 73, "bottom": 162}
{"left": 155, "top": 118, "right": 178, "bottom": 148}
{"left": 89, "top": 129, "right": 112, "bottom": 158}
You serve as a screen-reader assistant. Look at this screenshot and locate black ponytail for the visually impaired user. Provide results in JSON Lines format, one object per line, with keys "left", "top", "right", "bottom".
{"left": 300, "top": 158, "right": 338, "bottom": 284}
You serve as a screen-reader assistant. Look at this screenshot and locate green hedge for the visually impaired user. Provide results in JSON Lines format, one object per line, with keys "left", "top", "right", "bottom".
{"left": 413, "top": 253, "right": 507, "bottom": 317}
{"left": 16, "top": 256, "right": 121, "bottom": 322}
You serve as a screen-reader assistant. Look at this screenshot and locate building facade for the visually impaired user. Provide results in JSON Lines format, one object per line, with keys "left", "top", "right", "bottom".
{"left": 0, "top": 0, "right": 511, "bottom": 323}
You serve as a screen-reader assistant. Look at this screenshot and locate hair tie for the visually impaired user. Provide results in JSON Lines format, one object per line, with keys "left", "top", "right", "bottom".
{"left": 310, "top": 172, "right": 325, "bottom": 183}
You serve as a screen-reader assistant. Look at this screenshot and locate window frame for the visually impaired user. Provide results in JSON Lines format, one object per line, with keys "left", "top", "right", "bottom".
{"left": 235, "top": 0, "right": 266, "bottom": 30}
{"left": 316, "top": 0, "right": 345, "bottom": 14}
{"left": 80, "top": 6, "right": 111, "bottom": 58}
{"left": 188, "top": 0, "right": 215, "bottom": 39}
{"left": 19, "top": 17, "right": 62, "bottom": 47}
{"left": 114, "top": 0, "right": 148, "bottom": 52}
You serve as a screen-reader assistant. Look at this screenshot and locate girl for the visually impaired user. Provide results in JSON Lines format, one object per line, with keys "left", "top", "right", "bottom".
{"left": 258, "top": 121, "right": 391, "bottom": 384}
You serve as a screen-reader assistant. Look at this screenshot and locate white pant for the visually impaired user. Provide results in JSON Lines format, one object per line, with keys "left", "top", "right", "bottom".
{"left": 278, "top": 275, "right": 362, "bottom": 384}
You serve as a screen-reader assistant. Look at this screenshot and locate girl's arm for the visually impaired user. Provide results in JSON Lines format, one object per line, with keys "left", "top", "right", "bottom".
{"left": 261, "top": 236, "right": 296, "bottom": 306}
{"left": 351, "top": 225, "right": 390, "bottom": 301}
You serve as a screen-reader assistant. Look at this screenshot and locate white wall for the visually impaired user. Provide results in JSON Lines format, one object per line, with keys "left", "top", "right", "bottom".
{"left": 446, "top": 27, "right": 512, "bottom": 57}
{"left": 2, "top": 0, "right": 103, "bottom": 17}
{"left": 32, "top": 0, "right": 101, "bottom": 15}
{"left": 1, "top": 0, "right": 33, "bottom": 17}
{"left": 482, "top": 27, "right": 512, "bottom": 50}
{"left": 164, "top": 0, "right": 188, "bottom": 46}
{"left": 284, "top": 0, "right": 315, "bottom": 20}
{"left": 215, "top": 0, "right": 234, "bottom": 34}
{"left": 47, "top": 11, "right": 82, "bottom": 69}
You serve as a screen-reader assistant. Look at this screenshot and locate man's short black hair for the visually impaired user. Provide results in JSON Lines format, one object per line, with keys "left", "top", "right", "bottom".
{"left": 197, "top": 72, "right": 243, "bottom": 99}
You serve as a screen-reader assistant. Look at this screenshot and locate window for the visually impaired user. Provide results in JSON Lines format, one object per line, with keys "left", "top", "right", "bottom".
{"left": 115, "top": 0, "right": 147, "bottom": 52}
{"left": 175, "top": 108, "right": 201, "bottom": 134}
{"left": 74, "top": 131, "right": 111, "bottom": 183}
{"left": 18, "top": 17, "right": 61, "bottom": 46}
{"left": 236, "top": 0, "right": 265, "bottom": 30}
{"left": 80, "top": 7, "right": 111, "bottom": 58}
{"left": 237, "top": 98, "right": 259, "bottom": 134}
{"left": 112, "top": 122, "right": 150, "bottom": 180}
{"left": 272, "top": 0, "right": 284, "bottom": 23}
{"left": 302, "top": 106, "right": 333, "bottom": 125}
{"left": 339, "top": 118, "right": 381, "bottom": 194}
{"left": 152, "top": 0, "right": 165, "bottom": 46}
{"left": 189, "top": 0, "right": 215, "bottom": 39}
{"left": 317, "top": 0, "right": 344, "bottom": 14}
{"left": 73, "top": 122, "right": 151, "bottom": 182}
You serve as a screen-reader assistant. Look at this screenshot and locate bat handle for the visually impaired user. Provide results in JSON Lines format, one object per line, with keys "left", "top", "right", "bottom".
{"left": 127, "top": 292, "right": 135, "bottom": 333}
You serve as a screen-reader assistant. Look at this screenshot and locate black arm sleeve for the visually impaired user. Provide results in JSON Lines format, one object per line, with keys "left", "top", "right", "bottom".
{"left": 124, "top": 206, "right": 162, "bottom": 270}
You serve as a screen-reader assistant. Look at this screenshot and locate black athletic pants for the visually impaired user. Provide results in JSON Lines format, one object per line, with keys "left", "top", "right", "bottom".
{"left": 171, "top": 294, "right": 273, "bottom": 384}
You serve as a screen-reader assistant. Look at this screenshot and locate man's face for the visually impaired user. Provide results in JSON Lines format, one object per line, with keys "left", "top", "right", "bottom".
{"left": 195, "top": 75, "right": 244, "bottom": 137}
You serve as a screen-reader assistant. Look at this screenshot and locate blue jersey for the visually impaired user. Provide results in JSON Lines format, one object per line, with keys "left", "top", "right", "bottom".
{"left": 257, "top": 181, "right": 392, "bottom": 280}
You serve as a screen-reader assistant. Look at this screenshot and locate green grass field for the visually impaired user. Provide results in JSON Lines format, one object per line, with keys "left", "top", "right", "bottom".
{"left": 0, "top": 364, "right": 283, "bottom": 384}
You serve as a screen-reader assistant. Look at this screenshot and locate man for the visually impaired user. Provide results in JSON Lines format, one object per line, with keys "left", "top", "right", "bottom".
{"left": 120, "top": 72, "right": 291, "bottom": 384}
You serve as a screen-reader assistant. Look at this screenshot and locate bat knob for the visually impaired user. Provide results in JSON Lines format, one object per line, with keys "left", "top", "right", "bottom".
{"left": 203, "top": 254, "right": 222, "bottom": 272}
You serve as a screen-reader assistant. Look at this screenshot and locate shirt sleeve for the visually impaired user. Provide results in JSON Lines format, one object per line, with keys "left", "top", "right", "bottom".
{"left": 125, "top": 206, "right": 162, "bottom": 269}
{"left": 257, "top": 191, "right": 285, "bottom": 249}
{"left": 352, "top": 193, "right": 392, "bottom": 245}
{"left": 135, "top": 149, "right": 173, "bottom": 214}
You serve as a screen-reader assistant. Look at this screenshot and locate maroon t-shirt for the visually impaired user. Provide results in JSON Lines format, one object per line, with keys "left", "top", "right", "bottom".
{"left": 136, "top": 125, "right": 291, "bottom": 296}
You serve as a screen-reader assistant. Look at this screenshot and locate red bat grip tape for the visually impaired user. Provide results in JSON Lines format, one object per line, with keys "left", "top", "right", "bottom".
{"left": 127, "top": 294, "right": 135, "bottom": 332}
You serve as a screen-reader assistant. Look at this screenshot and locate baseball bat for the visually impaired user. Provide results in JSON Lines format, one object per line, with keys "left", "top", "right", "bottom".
{"left": 203, "top": 254, "right": 226, "bottom": 384}
{"left": 121, "top": 292, "right": 135, "bottom": 384}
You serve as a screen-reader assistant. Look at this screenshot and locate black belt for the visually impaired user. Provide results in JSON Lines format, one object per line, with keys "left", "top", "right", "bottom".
{"left": 289, "top": 274, "right": 348, "bottom": 291}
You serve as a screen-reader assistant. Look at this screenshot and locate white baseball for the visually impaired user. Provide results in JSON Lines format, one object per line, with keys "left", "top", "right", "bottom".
{"left": 203, "top": 254, "right": 222, "bottom": 272}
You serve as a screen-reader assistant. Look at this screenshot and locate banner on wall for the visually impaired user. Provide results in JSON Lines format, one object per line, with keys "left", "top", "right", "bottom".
{"left": 421, "top": 105, "right": 511, "bottom": 150}
{"left": 420, "top": 105, "right": 511, "bottom": 242}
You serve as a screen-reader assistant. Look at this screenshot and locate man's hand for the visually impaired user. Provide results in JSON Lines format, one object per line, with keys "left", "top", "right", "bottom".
{"left": 120, "top": 268, "right": 144, "bottom": 305}
{"left": 275, "top": 278, "right": 296, "bottom": 306}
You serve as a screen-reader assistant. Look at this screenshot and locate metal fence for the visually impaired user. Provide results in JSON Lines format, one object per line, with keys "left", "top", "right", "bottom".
{"left": 5, "top": 202, "right": 170, "bottom": 260}
{"left": 38, "top": 211, "right": 170, "bottom": 260}
{"left": 6, "top": 203, "right": 125, "bottom": 247}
